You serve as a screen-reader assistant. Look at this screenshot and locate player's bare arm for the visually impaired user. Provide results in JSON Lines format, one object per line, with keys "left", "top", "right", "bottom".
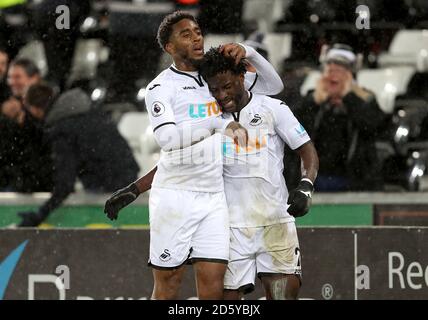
{"left": 220, "top": 42, "right": 284, "bottom": 95}
{"left": 296, "top": 141, "right": 319, "bottom": 183}
{"left": 287, "top": 141, "right": 319, "bottom": 217}
{"left": 104, "top": 117, "right": 248, "bottom": 221}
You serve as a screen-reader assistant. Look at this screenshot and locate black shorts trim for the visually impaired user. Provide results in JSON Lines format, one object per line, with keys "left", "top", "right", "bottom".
{"left": 225, "top": 283, "right": 255, "bottom": 295}
{"left": 239, "top": 283, "right": 255, "bottom": 295}
{"left": 148, "top": 259, "right": 188, "bottom": 270}
{"left": 188, "top": 257, "right": 228, "bottom": 265}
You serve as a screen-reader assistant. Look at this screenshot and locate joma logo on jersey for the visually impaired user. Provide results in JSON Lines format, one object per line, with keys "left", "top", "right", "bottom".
{"left": 189, "top": 102, "right": 220, "bottom": 118}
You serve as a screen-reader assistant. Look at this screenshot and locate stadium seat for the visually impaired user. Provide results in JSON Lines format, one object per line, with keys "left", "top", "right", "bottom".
{"left": 117, "top": 112, "right": 152, "bottom": 174}
{"left": 140, "top": 125, "right": 160, "bottom": 174}
{"left": 68, "top": 39, "right": 108, "bottom": 84}
{"left": 264, "top": 32, "right": 292, "bottom": 71}
{"left": 378, "top": 30, "right": 428, "bottom": 71}
{"left": 203, "top": 34, "right": 244, "bottom": 52}
{"left": 242, "top": 0, "right": 290, "bottom": 32}
{"left": 393, "top": 98, "right": 428, "bottom": 141}
{"left": 357, "top": 66, "right": 416, "bottom": 113}
{"left": 17, "top": 40, "right": 48, "bottom": 77}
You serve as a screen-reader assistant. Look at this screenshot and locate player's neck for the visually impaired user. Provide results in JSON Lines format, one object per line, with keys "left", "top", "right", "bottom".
{"left": 173, "top": 59, "right": 198, "bottom": 72}
{"left": 236, "top": 91, "right": 251, "bottom": 112}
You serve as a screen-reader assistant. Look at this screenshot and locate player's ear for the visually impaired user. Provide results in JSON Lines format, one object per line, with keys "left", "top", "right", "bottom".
{"left": 239, "top": 73, "right": 245, "bottom": 84}
{"left": 165, "top": 42, "right": 175, "bottom": 55}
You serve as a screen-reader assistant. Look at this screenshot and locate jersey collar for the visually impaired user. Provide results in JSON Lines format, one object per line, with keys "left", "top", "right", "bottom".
{"left": 232, "top": 91, "right": 253, "bottom": 122}
{"left": 169, "top": 65, "right": 204, "bottom": 87}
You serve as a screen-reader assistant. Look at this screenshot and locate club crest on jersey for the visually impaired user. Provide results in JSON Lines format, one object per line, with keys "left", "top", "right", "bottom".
{"left": 151, "top": 101, "right": 165, "bottom": 117}
{"left": 249, "top": 114, "right": 263, "bottom": 126}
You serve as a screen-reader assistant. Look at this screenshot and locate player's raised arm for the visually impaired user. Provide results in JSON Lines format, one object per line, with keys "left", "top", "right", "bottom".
{"left": 220, "top": 43, "right": 284, "bottom": 95}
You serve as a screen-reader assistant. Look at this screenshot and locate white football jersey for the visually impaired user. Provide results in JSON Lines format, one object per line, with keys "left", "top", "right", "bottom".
{"left": 222, "top": 92, "right": 311, "bottom": 227}
{"left": 145, "top": 66, "right": 260, "bottom": 192}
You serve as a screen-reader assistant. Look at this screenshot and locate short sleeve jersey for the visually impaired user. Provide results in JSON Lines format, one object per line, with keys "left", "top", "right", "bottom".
{"left": 222, "top": 93, "right": 311, "bottom": 227}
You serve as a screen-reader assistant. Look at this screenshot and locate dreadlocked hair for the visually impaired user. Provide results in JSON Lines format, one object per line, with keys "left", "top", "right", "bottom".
{"left": 199, "top": 47, "right": 247, "bottom": 81}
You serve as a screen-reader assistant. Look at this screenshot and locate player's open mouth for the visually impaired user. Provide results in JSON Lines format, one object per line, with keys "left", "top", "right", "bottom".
{"left": 221, "top": 99, "right": 234, "bottom": 111}
{"left": 193, "top": 47, "right": 204, "bottom": 54}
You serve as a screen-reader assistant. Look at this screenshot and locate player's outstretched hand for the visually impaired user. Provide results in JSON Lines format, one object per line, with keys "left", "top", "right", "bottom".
{"left": 104, "top": 183, "right": 140, "bottom": 220}
{"left": 219, "top": 43, "right": 246, "bottom": 65}
{"left": 287, "top": 179, "right": 314, "bottom": 217}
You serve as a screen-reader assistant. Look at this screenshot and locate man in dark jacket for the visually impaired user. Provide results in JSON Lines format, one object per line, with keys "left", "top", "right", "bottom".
{"left": 293, "top": 44, "right": 386, "bottom": 191}
{"left": 0, "top": 58, "right": 52, "bottom": 191}
{"left": 0, "top": 97, "right": 53, "bottom": 192}
{"left": 18, "top": 83, "right": 139, "bottom": 227}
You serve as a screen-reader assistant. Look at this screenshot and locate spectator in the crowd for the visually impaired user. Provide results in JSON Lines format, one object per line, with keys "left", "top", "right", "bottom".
{"left": 292, "top": 44, "right": 386, "bottom": 191}
{"left": 0, "top": 48, "right": 10, "bottom": 104}
{"left": 0, "top": 58, "right": 52, "bottom": 192}
{"left": 7, "top": 58, "right": 41, "bottom": 99}
{"left": 1, "top": 58, "right": 41, "bottom": 120}
{"left": 0, "top": 98, "right": 53, "bottom": 192}
{"left": 17, "top": 83, "right": 140, "bottom": 227}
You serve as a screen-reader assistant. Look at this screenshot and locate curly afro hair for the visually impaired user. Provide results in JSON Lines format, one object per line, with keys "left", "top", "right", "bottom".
{"left": 199, "top": 47, "right": 247, "bottom": 81}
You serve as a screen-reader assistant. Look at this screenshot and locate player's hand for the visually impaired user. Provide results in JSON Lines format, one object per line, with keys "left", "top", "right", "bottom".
{"left": 219, "top": 43, "right": 246, "bottom": 65}
{"left": 104, "top": 183, "right": 140, "bottom": 220}
{"left": 225, "top": 121, "right": 248, "bottom": 148}
{"left": 287, "top": 179, "right": 314, "bottom": 217}
{"left": 313, "top": 77, "right": 329, "bottom": 105}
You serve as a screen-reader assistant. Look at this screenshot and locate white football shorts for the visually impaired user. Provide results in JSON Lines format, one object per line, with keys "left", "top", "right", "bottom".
{"left": 148, "top": 186, "right": 230, "bottom": 268}
{"left": 224, "top": 222, "right": 301, "bottom": 293}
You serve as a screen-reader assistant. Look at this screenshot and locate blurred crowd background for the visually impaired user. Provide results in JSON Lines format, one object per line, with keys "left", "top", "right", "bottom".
{"left": 1, "top": 0, "right": 428, "bottom": 196}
